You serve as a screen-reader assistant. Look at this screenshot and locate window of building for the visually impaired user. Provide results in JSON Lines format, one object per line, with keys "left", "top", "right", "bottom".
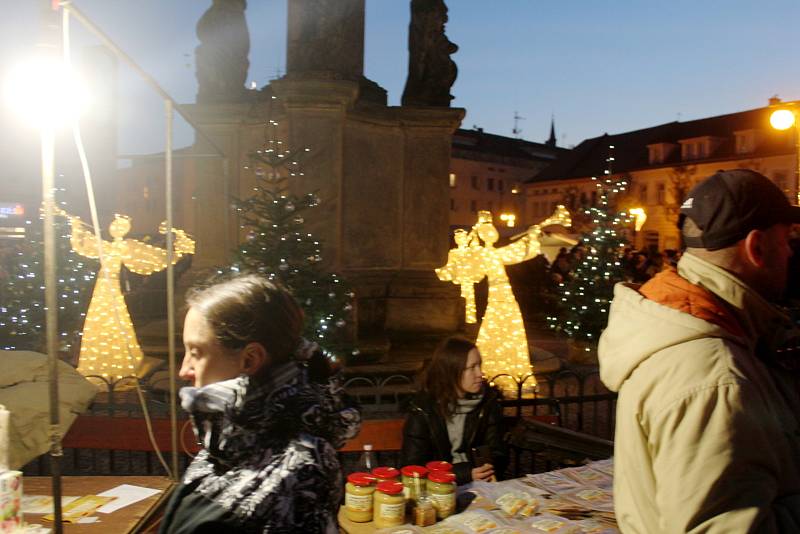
{"left": 591, "top": 191, "right": 597, "bottom": 205}
{"left": 735, "top": 131, "right": 755, "bottom": 154}
{"left": 639, "top": 184, "right": 648, "bottom": 204}
{"left": 471, "top": 176, "right": 480, "bottom": 190}
{"left": 449, "top": 173, "right": 457, "bottom": 188}
{"left": 498, "top": 179, "right": 504, "bottom": 192}
{"left": 487, "top": 178, "right": 495, "bottom": 191}
{"left": 656, "top": 182, "right": 666, "bottom": 204}
{"left": 450, "top": 198, "right": 456, "bottom": 211}
{"left": 470, "top": 200, "right": 477, "bottom": 212}
{"left": 648, "top": 145, "right": 662, "bottom": 164}
{"left": 580, "top": 192, "right": 588, "bottom": 206}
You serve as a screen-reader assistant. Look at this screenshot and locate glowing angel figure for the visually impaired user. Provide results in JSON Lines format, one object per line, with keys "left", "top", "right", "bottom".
{"left": 470, "top": 206, "right": 571, "bottom": 394}
{"left": 435, "top": 229, "right": 483, "bottom": 323}
{"left": 62, "top": 212, "right": 195, "bottom": 381}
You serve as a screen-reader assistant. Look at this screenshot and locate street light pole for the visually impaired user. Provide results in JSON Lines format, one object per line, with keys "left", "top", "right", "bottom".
{"left": 769, "top": 102, "right": 800, "bottom": 205}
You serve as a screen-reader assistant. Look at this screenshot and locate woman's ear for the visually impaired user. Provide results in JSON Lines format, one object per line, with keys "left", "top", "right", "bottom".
{"left": 240, "top": 342, "right": 269, "bottom": 376}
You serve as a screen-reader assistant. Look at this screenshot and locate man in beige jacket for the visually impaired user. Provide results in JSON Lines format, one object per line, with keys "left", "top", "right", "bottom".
{"left": 599, "top": 169, "right": 800, "bottom": 533}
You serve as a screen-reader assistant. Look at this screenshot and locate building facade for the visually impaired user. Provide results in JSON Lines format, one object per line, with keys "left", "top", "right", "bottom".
{"left": 526, "top": 103, "right": 797, "bottom": 251}
{"left": 449, "top": 128, "right": 567, "bottom": 232}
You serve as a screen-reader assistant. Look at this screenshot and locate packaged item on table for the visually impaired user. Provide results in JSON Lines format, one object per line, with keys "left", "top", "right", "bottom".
{"left": 375, "top": 526, "right": 423, "bottom": 534}
{"left": 527, "top": 513, "right": 582, "bottom": 534}
{"left": 451, "top": 510, "right": 502, "bottom": 533}
{"left": 483, "top": 528, "right": 524, "bottom": 534}
{"left": 587, "top": 458, "right": 614, "bottom": 476}
{"left": 402, "top": 465, "right": 429, "bottom": 500}
{"left": 560, "top": 466, "right": 613, "bottom": 490}
{"left": 559, "top": 487, "right": 614, "bottom": 513}
{"left": 345, "top": 472, "right": 377, "bottom": 523}
{"left": 494, "top": 490, "right": 539, "bottom": 516}
{"left": 0, "top": 470, "right": 22, "bottom": 534}
{"left": 373, "top": 467, "right": 401, "bottom": 482}
{"left": 374, "top": 480, "right": 406, "bottom": 528}
{"left": 422, "top": 525, "right": 468, "bottom": 534}
{"left": 427, "top": 471, "right": 456, "bottom": 519}
{"left": 573, "top": 518, "right": 620, "bottom": 533}
{"left": 526, "top": 471, "right": 583, "bottom": 495}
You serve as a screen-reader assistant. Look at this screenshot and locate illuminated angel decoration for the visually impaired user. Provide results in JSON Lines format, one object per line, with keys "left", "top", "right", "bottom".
{"left": 435, "top": 229, "right": 483, "bottom": 323}
{"left": 438, "top": 206, "right": 571, "bottom": 394}
{"left": 60, "top": 212, "right": 195, "bottom": 381}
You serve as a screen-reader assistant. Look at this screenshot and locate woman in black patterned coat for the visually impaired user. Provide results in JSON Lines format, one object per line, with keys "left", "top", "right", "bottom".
{"left": 159, "top": 274, "right": 361, "bottom": 534}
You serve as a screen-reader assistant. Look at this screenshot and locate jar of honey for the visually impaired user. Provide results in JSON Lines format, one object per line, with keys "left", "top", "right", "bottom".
{"left": 427, "top": 471, "right": 456, "bottom": 519}
{"left": 344, "top": 472, "right": 376, "bottom": 523}
{"left": 373, "top": 480, "right": 406, "bottom": 528}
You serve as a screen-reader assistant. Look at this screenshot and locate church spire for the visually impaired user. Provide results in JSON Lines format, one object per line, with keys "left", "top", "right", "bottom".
{"left": 546, "top": 115, "right": 557, "bottom": 147}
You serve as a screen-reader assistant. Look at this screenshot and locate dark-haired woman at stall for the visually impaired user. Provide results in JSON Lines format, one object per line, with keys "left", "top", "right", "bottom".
{"left": 160, "top": 273, "right": 360, "bottom": 534}
{"left": 400, "top": 336, "right": 507, "bottom": 485}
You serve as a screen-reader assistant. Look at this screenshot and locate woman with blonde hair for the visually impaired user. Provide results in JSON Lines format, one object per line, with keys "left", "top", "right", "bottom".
{"left": 401, "top": 336, "right": 507, "bottom": 484}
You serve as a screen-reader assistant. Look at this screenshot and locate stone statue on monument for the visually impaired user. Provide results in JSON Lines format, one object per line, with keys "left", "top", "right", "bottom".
{"left": 402, "top": 0, "right": 458, "bottom": 107}
{"left": 195, "top": 0, "right": 250, "bottom": 103}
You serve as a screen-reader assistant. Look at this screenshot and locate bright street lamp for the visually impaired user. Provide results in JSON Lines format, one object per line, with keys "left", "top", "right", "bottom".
{"left": 769, "top": 102, "right": 800, "bottom": 205}
{"left": 4, "top": 53, "right": 88, "bottom": 534}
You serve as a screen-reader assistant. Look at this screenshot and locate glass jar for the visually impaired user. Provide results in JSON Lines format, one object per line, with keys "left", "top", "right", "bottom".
{"left": 413, "top": 495, "right": 437, "bottom": 527}
{"left": 427, "top": 471, "right": 456, "bottom": 519}
{"left": 373, "top": 480, "right": 406, "bottom": 528}
{"left": 401, "top": 465, "right": 428, "bottom": 500}
{"left": 372, "top": 466, "right": 401, "bottom": 482}
{"left": 344, "top": 472, "right": 376, "bottom": 523}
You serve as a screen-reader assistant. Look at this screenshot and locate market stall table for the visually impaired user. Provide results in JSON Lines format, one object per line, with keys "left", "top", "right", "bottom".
{"left": 23, "top": 476, "right": 174, "bottom": 533}
{"left": 337, "top": 459, "right": 618, "bottom": 533}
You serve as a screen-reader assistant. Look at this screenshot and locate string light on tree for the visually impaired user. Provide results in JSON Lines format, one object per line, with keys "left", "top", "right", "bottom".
{"left": 437, "top": 206, "right": 571, "bottom": 395}
{"left": 547, "top": 145, "right": 632, "bottom": 351}
{"left": 234, "top": 118, "right": 354, "bottom": 357}
{"left": 0, "top": 194, "right": 95, "bottom": 354}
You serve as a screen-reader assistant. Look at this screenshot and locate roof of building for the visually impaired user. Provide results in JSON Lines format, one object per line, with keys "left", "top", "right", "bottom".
{"left": 529, "top": 106, "right": 794, "bottom": 183}
{"left": 452, "top": 128, "right": 569, "bottom": 163}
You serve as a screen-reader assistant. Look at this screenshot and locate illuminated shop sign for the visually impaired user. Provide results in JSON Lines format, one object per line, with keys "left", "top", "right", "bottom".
{"left": 0, "top": 203, "right": 24, "bottom": 219}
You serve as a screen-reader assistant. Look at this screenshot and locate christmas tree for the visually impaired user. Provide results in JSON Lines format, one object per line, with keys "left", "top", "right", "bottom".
{"left": 233, "top": 119, "right": 355, "bottom": 357}
{"left": 547, "top": 145, "right": 631, "bottom": 346}
{"left": 0, "top": 196, "right": 97, "bottom": 355}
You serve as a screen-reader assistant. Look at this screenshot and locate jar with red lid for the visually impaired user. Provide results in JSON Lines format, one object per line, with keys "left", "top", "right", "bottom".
{"left": 427, "top": 471, "right": 456, "bottom": 519}
{"left": 401, "top": 465, "right": 428, "bottom": 501}
{"left": 371, "top": 466, "right": 400, "bottom": 482}
{"left": 344, "top": 472, "right": 376, "bottom": 523}
{"left": 372, "top": 480, "right": 406, "bottom": 528}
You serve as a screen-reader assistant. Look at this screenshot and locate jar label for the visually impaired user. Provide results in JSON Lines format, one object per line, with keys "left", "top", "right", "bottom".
{"left": 377, "top": 502, "right": 405, "bottom": 519}
{"left": 430, "top": 492, "right": 455, "bottom": 514}
{"left": 345, "top": 493, "right": 373, "bottom": 512}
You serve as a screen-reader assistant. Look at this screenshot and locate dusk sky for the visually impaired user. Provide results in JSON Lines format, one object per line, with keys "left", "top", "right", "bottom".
{"left": 2, "top": 0, "right": 800, "bottom": 156}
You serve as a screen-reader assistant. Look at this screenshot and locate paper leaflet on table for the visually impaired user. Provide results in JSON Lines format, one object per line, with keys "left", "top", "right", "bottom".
{"left": 95, "top": 484, "right": 163, "bottom": 514}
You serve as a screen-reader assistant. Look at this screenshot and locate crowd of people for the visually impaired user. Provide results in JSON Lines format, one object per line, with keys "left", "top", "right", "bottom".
{"left": 550, "top": 244, "right": 682, "bottom": 286}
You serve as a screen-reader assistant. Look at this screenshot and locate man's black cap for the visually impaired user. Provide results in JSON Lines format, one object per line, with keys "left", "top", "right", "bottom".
{"left": 678, "top": 169, "right": 800, "bottom": 250}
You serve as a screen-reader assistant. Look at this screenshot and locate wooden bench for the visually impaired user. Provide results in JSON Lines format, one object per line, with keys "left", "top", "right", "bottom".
{"left": 61, "top": 415, "right": 405, "bottom": 454}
